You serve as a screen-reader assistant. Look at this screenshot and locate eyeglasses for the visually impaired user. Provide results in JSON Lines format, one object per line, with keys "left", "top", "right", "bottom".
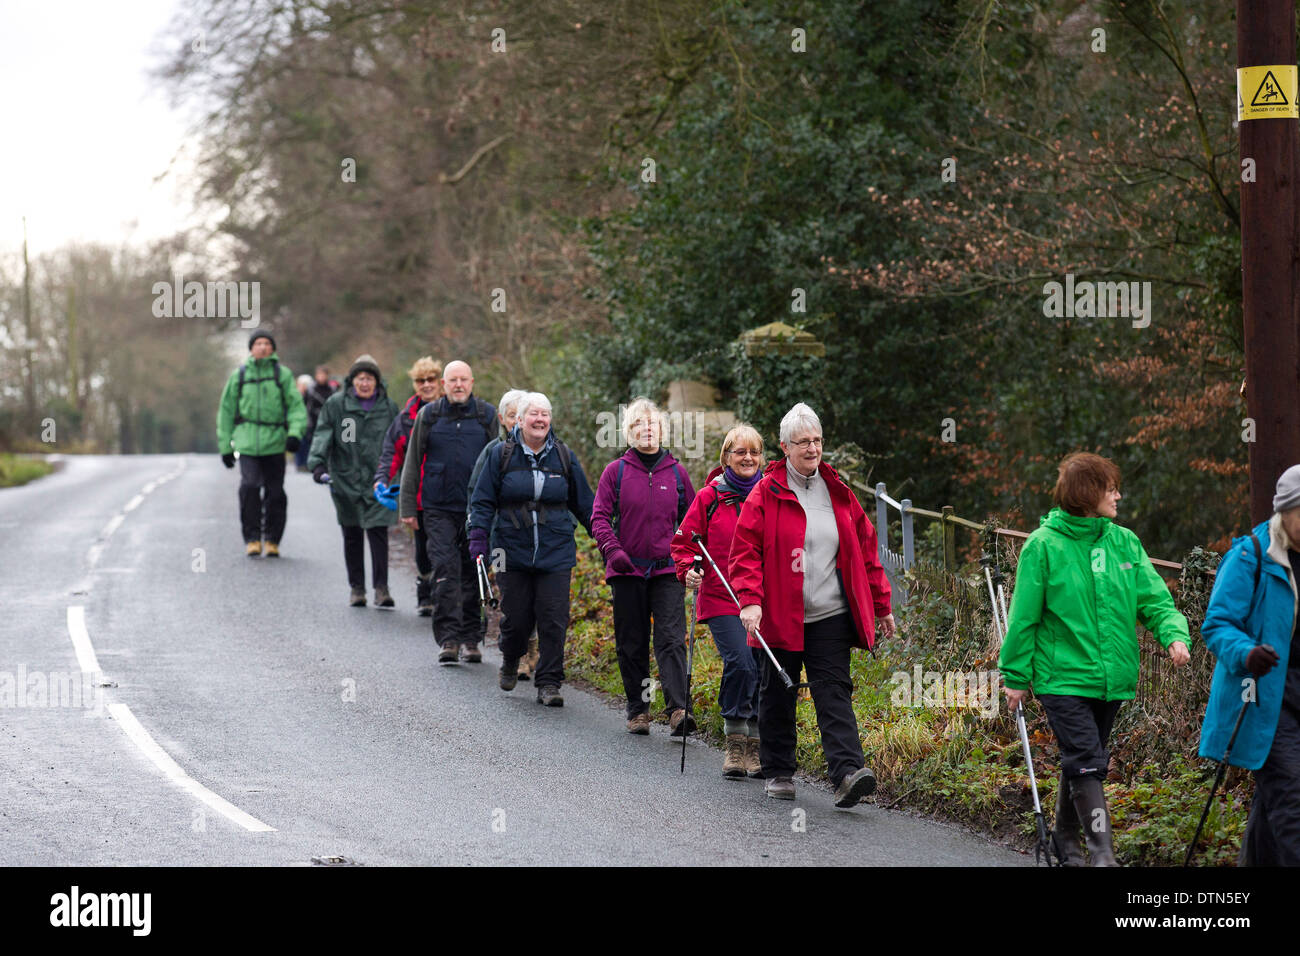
{"left": 789, "top": 437, "right": 823, "bottom": 449}
{"left": 728, "top": 448, "right": 760, "bottom": 458}
{"left": 414, "top": 377, "right": 437, "bottom": 385}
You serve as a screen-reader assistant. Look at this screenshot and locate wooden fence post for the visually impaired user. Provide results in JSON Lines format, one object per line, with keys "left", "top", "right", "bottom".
{"left": 942, "top": 505, "right": 955, "bottom": 571}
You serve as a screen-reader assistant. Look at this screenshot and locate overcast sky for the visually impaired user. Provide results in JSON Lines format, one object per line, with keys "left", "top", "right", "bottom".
{"left": 0, "top": 0, "right": 197, "bottom": 258}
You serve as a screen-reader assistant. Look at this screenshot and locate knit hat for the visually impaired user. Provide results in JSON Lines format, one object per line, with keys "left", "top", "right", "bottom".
{"left": 1274, "top": 464, "right": 1300, "bottom": 513}
{"left": 248, "top": 330, "right": 276, "bottom": 351}
{"left": 348, "top": 354, "right": 382, "bottom": 381}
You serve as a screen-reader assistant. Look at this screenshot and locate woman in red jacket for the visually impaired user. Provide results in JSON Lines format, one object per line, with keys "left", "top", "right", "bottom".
{"left": 729, "top": 403, "right": 895, "bottom": 806}
{"left": 671, "top": 424, "right": 766, "bottom": 778}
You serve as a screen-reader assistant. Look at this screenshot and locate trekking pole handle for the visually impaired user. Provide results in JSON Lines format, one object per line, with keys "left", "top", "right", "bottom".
{"left": 691, "top": 534, "right": 794, "bottom": 690}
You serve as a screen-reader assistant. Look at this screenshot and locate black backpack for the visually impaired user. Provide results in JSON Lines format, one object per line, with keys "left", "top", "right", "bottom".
{"left": 233, "top": 358, "right": 292, "bottom": 430}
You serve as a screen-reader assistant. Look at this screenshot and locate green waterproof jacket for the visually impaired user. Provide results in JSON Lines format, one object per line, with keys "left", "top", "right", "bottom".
{"left": 216, "top": 355, "right": 308, "bottom": 457}
{"left": 307, "top": 376, "right": 399, "bottom": 528}
{"left": 998, "top": 508, "right": 1190, "bottom": 700}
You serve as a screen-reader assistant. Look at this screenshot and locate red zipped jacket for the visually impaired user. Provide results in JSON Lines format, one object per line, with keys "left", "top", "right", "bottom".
{"left": 671, "top": 466, "right": 751, "bottom": 620}
{"left": 728, "top": 459, "right": 891, "bottom": 652}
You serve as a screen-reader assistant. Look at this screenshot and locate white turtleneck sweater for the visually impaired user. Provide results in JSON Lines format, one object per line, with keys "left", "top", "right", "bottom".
{"left": 787, "top": 465, "right": 847, "bottom": 624}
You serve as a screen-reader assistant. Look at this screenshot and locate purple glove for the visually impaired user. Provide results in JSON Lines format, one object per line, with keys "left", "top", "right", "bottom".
{"left": 607, "top": 549, "right": 637, "bottom": 575}
{"left": 468, "top": 527, "right": 489, "bottom": 564}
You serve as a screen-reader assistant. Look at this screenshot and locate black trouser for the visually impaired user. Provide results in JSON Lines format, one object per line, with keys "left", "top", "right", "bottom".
{"left": 238, "top": 453, "right": 287, "bottom": 544}
{"left": 610, "top": 574, "right": 688, "bottom": 718}
{"left": 425, "top": 510, "right": 486, "bottom": 647}
{"left": 499, "top": 569, "right": 571, "bottom": 689}
{"left": 414, "top": 513, "right": 432, "bottom": 576}
{"left": 341, "top": 525, "right": 389, "bottom": 589}
{"left": 758, "top": 612, "right": 864, "bottom": 788}
{"left": 1037, "top": 694, "right": 1122, "bottom": 781}
{"left": 1242, "top": 669, "right": 1300, "bottom": 866}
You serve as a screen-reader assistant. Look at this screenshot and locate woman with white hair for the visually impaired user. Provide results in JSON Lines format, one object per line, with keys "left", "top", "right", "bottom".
{"left": 729, "top": 403, "right": 894, "bottom": 806}
{"left": 590, "top": 397, "right": 697, "bottom": 735}
{"left": 468, "top": 392, "right": 595, "bottom": 706}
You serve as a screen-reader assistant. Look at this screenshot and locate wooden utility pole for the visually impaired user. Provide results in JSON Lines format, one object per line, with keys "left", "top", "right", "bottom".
{"left": 1240, "top": 1, "right": 1300, "bottom": 523}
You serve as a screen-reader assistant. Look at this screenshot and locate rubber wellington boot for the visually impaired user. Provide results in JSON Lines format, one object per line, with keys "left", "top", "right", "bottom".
{"left": 1071, "top": 775, "right": 1119, "bottom": 867}
{"left": 1051, "top": 776, "right": 1086, "bottom": 866}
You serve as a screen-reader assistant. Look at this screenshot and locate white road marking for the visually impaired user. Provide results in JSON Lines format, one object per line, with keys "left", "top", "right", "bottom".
{"left": 107, "top": 703, "right": 276, "bottom": 833}
{"left": 65, "top": 606, "right": 101, "bottom": 674}
{"left": 68, "top": 458, "right": 271, "bottom": 833}
{"left": 80, "top": 461, "right": 189, "bottom": 590}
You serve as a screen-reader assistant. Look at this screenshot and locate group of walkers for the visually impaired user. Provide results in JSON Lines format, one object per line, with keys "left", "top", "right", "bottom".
{"left": 215, "top": 331, "right": 1300, "bottom": 863}
{"left": 214, "top": 332, "right": 891, "bottom": 808}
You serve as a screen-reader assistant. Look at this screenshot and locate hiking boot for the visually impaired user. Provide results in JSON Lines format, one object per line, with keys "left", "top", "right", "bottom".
{"left": 1052, "top": 776, "right": 1086, "bottom": 866}
{"left": 460, "top": 642, "right": 482, "bottom": 663}
{"left": 765, "top": 777, "right": 795, "bottom": 800}
{"left": 723, "top": 734, "right": 747, "bottom": 778}
{"left": 1071, "top": 775, "right": 1119, "bottom": 866}
{"left": 374, "top": 586, "right": 395, "bottom": 609}
{"left": 416, "top": 573, "right": 434, "bottom": 617}
{"left": 499, "top": 658, "right": 519, "bottom": 691}
{"left": 668, "top": 708, "right": 697, "bottom": 737}
{"left": 263, "top": 541, "right": 280, "bottom": 557}
{"left": 246, "top": 541, "right": 262, "bottom": 557}
{"left": 833, "top": 767, "right": 877, "bottom": 808}
{"left": 536, "top": 685, "right": 564, "bottom": 707}
{"left": 438, "top": 642, "right": 460, "bottom": 664}
{"left": 744, "top": 737, "right": 764, "bottom": 778}
{"left": 349, "top": 587, "right": 366, "bottom": 607}
{"left": 626, "top": 713, "right": 651, "bottom": 735}
{"left": 518, "top": 636, "right": 539, "bottom": 681}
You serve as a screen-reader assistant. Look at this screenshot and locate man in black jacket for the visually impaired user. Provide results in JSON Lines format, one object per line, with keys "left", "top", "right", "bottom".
{"left": 398, "top": 360, "right": 497, "bottom": 664}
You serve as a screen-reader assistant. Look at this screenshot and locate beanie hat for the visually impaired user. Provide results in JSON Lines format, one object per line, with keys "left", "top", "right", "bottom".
{"left": 248, "top": 330, "right": 276, "bottom": 351}
{"left": 348, "top": 354, "right": 382, "bottom": 381}
{"left": 1274, "top": 464, "right": 1300, "bottom": 513}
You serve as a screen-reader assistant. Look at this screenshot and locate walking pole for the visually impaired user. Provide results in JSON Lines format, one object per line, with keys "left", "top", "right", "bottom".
{"left": 691, "top": 534, "right": 795, "bottom": 690}
{"left": 1185, "top": 697, "right": 1251, "bottom": 866}
{"left": 476, "top": 555, "right": 498, "bottom": 608}
{"left": 983, "top": 555, "right": 1056, "bottom": 866}
{"left": 682, "top": 556, "right": 703, "bottom": 773}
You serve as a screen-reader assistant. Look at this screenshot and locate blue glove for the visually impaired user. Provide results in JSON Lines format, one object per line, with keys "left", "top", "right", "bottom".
{"left": 373, "top": 482, "right": 400, "bottom": 511}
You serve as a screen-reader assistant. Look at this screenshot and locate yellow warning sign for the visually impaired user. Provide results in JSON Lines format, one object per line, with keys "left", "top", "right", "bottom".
{"left": 1238, "top": 65, "right": 1299, "bottom": 120}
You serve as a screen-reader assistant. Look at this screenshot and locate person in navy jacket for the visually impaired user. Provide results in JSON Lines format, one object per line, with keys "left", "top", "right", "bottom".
{"left": 468, "top": 392, "right": 594, "bottom": 706}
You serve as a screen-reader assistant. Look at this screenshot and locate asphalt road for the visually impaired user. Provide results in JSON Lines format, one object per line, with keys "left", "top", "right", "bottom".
{"left": 0, "top": 454, "right": 1027, "bottom": 866}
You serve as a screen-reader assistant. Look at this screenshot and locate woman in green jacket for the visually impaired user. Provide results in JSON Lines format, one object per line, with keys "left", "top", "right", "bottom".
{"left": 999, "top": 452, "right": 1191, "bottom": 866}
{"left": 308, "top": 355, "right": 400, "bottom": 608}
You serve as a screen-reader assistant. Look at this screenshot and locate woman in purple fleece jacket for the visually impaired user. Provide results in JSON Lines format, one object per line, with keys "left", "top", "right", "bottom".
{"left": 590, "top": 398, "right": 697, "bottom": 736}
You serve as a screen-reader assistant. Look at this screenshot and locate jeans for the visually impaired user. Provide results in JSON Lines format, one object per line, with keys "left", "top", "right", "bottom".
{"left": 706, "top": 614, "right": 761, "bottom": 722}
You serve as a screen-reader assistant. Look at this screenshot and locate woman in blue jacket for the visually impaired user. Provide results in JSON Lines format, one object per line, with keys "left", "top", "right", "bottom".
{"left": 1200, "top": 464, "right": 1300, "bottom": 865}
{"left": 468, "top": 392, "right": 594, "bottom": 707}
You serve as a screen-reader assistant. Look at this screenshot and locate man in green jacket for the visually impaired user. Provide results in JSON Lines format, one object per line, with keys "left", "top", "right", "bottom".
{"left": 216, "top": 331, "right": 308, "bottom": 556}
{"left": 999, "top": 452, "right": 1190, "bottom": 866}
